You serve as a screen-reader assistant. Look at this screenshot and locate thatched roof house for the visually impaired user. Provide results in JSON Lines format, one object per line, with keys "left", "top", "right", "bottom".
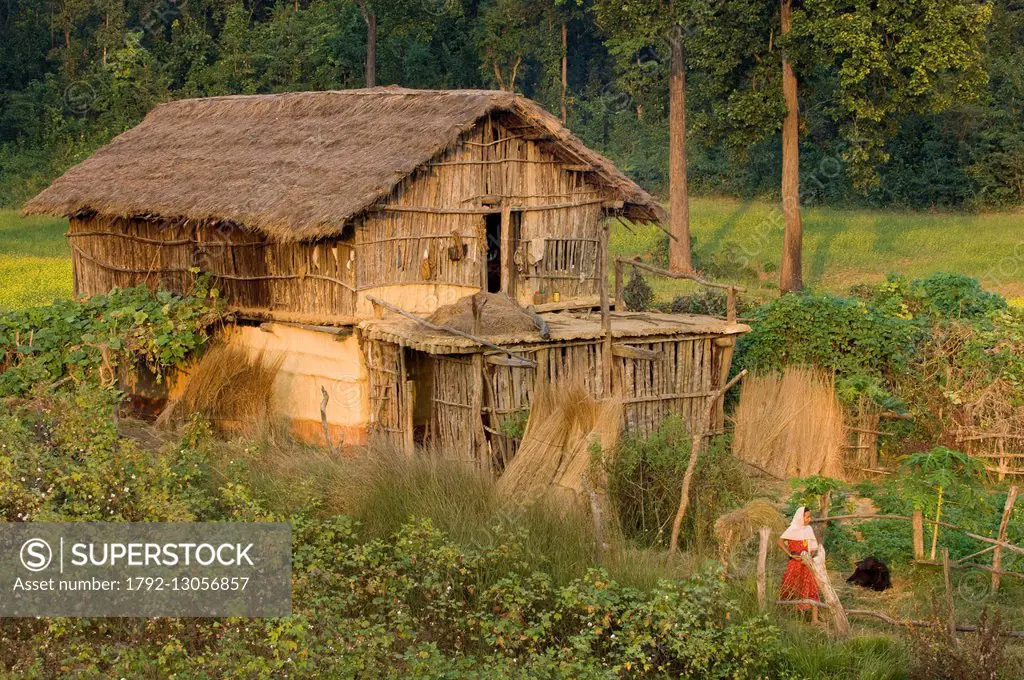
{"left": 26, "top": 87, "right": 748, "bottom": 461}
{"left": 26, "top": 87, "right": 665, "bottom": 322}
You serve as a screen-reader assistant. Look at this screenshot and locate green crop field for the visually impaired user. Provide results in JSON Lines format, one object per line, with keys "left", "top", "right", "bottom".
{"left": 0, "top": 209, "right": 72, "bottom": 311}
{"left": 2, "top": 199, "right": 1023, "bottom": 311}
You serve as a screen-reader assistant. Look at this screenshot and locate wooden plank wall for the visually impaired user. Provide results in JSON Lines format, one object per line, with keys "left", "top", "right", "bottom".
{"left": 429, "top": 355, "right": 482, "bottom": 465}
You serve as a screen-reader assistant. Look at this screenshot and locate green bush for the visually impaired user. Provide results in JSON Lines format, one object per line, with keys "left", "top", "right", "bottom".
{"left": 623, "top": 266, "right": 655, "bottom": 311}
{"left": 0, "top": 280, "right": 221, "bottom": 396}
{"left": 735, "top": 291, "right": 920, "bottom": 385}
{"left": 610, "top": 417, "right": 751, "bottom": 551}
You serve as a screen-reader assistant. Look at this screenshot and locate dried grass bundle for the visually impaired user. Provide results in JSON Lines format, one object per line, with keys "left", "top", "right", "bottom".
{"left": 159, "top": 343, "right": 283, "bottom": 437}
{"left": 713, "top": 499, "right": 787, "bottom": 559}
{"left": 732, "top": 366, "right": 846, "bottom": 480}
{"left": 496, "top": 382, "right": 621, "bottom": 507}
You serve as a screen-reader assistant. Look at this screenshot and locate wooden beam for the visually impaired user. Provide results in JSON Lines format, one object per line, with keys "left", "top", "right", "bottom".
{"left": 611, "top": 344, "right": 662, "bottom": 360}
{"left": 616, "top": 257, "right": 745, "bottom": 292}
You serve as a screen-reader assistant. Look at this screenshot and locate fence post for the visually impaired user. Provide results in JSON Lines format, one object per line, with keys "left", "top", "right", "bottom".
{"left": 614, "top": 259, "right": 624, "bottom": 310}
{"left": 756, "top": 527, "right": 770, "bottom": 609}
{"left": 800, "top": 553, "right": 850, "bottom": 637}
{"left": 912, "top": 510, "right": 925, "bottom": 561}
{"left": 992, "top": 485, "right": 1019, "bottom": 595}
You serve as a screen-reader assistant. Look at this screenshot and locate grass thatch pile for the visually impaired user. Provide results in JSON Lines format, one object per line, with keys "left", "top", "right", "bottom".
{"left": 496, "top": 382, "right": 621, "bottom": 507}
{"left": 427, "top": 292, "right": 538, "bottom": 335}
{"left": 158, "top": 343, "right": 282, "bottom": 437}
{"left": 732, "top": 366, "right": 846, "bottom": 480}
{"left": 714, "top": 498, "right": 787, "bottom": 563}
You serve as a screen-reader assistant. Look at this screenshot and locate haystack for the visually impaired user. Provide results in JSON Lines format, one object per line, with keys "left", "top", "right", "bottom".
{"left": 496, "top": 383, "right": 621, "bottom": 506}
{"left": 714, "top": 499, "right": 787, "bottom": 561}
{"left": 158, "top": 344, "right": 283, "bottom": 437}
{"left": 732, "top": 367, "right": 846, "bottom": 479}
{"left": 427, "top": 293, "right": 539, "bottom": 336}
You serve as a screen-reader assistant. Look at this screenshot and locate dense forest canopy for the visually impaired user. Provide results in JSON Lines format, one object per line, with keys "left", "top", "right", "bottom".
{"left": 1, "top": 0, "right": 1022, "bottom": 210}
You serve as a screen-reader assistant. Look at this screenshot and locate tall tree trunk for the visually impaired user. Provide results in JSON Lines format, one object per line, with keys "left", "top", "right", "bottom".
{"left": 560, "top": 21, "right": 568, "bottom": 123}
{"left": 102, "top": 12, "right": 109, "bottom": 65}
{"left": 359, "top": 2, "right": 376, "bottom": 87}
{"left": 668, "top": 33, "right": 692, "bottom": 273}
{"left": 779, "top": 0, "right": 802, "bottom": 292}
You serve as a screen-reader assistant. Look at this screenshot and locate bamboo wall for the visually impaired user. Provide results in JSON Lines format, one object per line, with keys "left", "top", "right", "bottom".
{"left": 68, "top": 216, "right": 357, "bottom": 319}
{"left": 356, "top": 114, "right": 613, "bottom": 307}
{"left": 367, "top": 333, "right": 736, "bottom": 468}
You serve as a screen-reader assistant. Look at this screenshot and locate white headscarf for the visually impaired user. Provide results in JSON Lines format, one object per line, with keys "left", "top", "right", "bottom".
{"left": 780, "top": 506, "right": 818, "bottom": 550}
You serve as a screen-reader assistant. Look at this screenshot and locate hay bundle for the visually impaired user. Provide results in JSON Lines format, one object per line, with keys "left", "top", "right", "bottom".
{"left": 158, "top": 343, "right": 283, "bottom": 436}
{"left": 496, "top": 383, "right": 621, "bottom": 506}
{"left": 732, "top": 367, "right": 846, "bottom": 479}
{"left": 427, "top": 293, "right": 539, "bottom": 336}
{"left": 714, "top": 499, "right": 787, "bottom": 561}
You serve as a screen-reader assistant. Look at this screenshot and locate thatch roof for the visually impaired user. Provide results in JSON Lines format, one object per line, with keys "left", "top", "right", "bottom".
{"left": 23, "top": 87, "right": 665, "bottom": 240}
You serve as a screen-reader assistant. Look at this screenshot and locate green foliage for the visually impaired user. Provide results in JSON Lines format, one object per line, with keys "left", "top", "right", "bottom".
{"left": 0, "top": 390, "right": 791, "bottom": 678}
{"left": 609, "top": 417, "right": 751, "bottom": 551}
{"left": 622, "top": 266, "right": 655, "bottom": 311}
{"left": 790, "top": 0, "right": 991, "bottom": 190}
{"left": 735, "top": 291, "right": 920, "bottom": 386}
{"left": 786, "top": 476, "right": 844, "bottom": 513}
{"left": 0, "top": 279, "right": 221, "bottom": 395}
{"left": 0, "top": 388, "right": 224, "bottom": 522}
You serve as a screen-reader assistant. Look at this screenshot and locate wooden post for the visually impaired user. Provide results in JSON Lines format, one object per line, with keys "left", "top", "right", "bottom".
{"left": 992, "top": 485, "right": 1019, "bottom": 594}
{"left": 756, "top": 527, "right": 770, "bottom": 609}
{"left": 614, "top": 258, "right": 624, "bottom": 310}
{"left": 319, "top": 386, "right": 337, "bottom": 455}
{"left": 599, "top": 224, "right": 613, "bottom": 396}
{"left": 500, "top": 204, "right": 513, "bottom": 295}
{"left": 800, "top": 552, "right": 850, "bottom": 637}
{"left": 402, "top": 380, "right": 416, "bottom": 457}
{"left": 471, "top": 354, "right": 488, "bottom": 471}
{"left": 912, "top": 509, "right": 925, "bottom": 561}
{"left": 726, "top": 286, "right": 736, "bottom": 323}
{"left": 942, "top": 548, "right": 956, "bottom": 640}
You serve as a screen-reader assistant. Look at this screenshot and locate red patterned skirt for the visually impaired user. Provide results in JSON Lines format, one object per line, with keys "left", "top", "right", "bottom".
{"left": 779, "top": 539, "right": 819, "bottom": 611}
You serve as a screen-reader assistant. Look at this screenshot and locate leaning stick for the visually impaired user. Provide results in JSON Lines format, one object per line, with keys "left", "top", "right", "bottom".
{"left": 669, "top": 369, "right": 747, "bottom": 553}
{"left": 800, "top": 553, "right": 850, "bottom": 637}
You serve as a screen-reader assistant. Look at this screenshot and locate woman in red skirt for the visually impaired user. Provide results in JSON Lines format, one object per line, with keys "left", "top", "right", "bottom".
{"left": 777, "top": 506, "right": 821, "bottom": 623}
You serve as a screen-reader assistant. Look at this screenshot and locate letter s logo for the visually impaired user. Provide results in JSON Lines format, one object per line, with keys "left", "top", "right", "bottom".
{"left": 20, "top": 538, "right": 52, "bottom": 572}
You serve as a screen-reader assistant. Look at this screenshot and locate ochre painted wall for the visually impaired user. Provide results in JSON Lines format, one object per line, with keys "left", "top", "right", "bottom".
{"left": 223, "top": 324, "right": 370, "bottom": 447}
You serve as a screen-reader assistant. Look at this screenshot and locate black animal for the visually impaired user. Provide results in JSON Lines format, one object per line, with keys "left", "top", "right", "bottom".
{"left": 846, "top": 556, "right": 891, "bottom": 592}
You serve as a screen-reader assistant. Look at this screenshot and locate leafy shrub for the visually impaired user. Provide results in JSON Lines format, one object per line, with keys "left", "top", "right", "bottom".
{"left": 609, "top": 417, "right": 751, "bottom": 551}
{"left": 0, "top": 280, "right": 221, "bottom": 396}
{"left": 735, "top": 291, "right": 920, "bottom": 386}
{"left": 907, "top": 608, "right": 1012, "bottom": 680}
{"left": 623, "top": 266, "right": 655, "bottom": 311}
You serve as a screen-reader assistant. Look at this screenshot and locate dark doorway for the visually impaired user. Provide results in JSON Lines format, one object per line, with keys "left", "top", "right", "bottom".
{"left": 485, "top": 213, "right": 501, "bottom": 293}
